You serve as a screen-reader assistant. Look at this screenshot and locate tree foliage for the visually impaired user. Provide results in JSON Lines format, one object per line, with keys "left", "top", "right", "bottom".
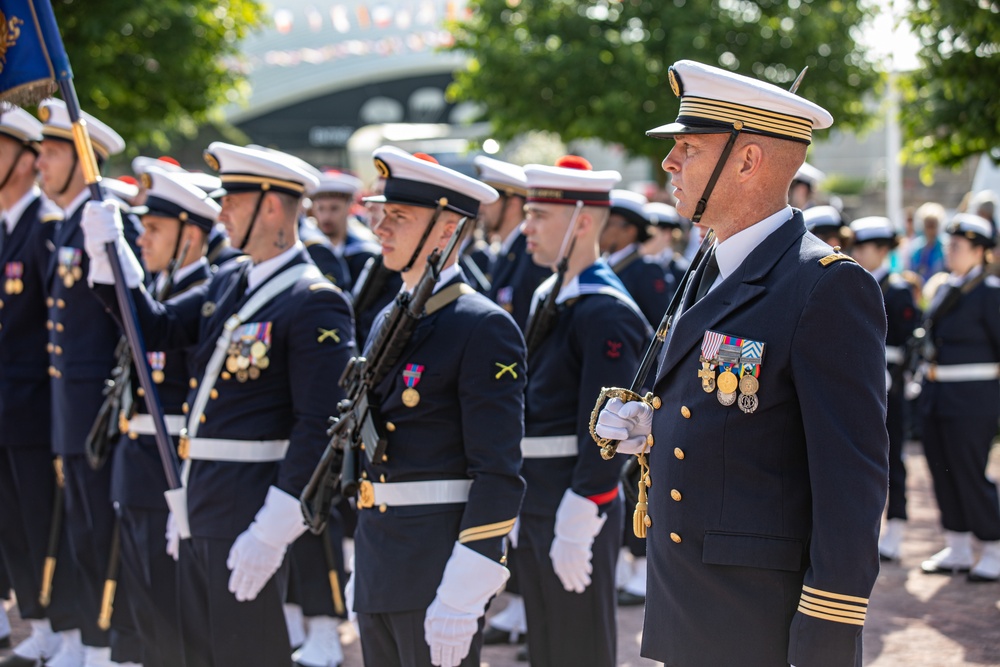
{"left": 446, "top": 0, "right": 881, "bottom": 173}
{"left": 899, "top": 0, "right": 1000, "bottom": 170}
{"left": 53, "top": 0, "right": 264, "bottom": 151}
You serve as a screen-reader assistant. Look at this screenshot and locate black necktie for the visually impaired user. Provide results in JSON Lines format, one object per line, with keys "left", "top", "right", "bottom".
{"left": 693, "top": 249, "right": 720, "bottom": 303}
{"left": 0, "top": 220, "right": 8, "bottom": 257}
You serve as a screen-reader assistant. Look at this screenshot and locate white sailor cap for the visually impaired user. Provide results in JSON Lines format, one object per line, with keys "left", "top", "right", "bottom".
{"left": 308, "top": 170, "right": 364, "bottom": 198}
{"left": 102, "top": 177, "right": 139, "bottom": 203}
{"left": 610, "top": 189, "right": 651, "bottom": 239}
{"left": 644, "top": 202, "right": 684, "bottom": 229}
{"left": 473, "top": 155, "right": 527, "bottom": 197}
{"left": 850, "top": 216, "right": 898, "bottom": 245}
{"left": 647, "top": 60, "right": 833, "bottom": 144}
{"left": 175, "top": 171, "right": 222, "bottom": 196}
{"left": 132, "top": 169, "right": 221, "bottom": 233}
{"left": 38, "top": 99, "right": 125, "bottom": 159}
{"left": 947, "top": 212, "right": 995, "bottom": 247}
{"left": 368, "top": 146, "right": 499, "bottom": 218}
{"left": 203, "top": 142, "right": 320, "bottom": 197}
{"left": 524, "top": 156, "right": 621, "bottom": 207}
{"left": 0, "top": 107, "right": 42, "bottom": 145}
{"left": 802, "top": 205, "right": 846, "bottom": 233}
{"left": 793, "top": 162, "right": 826, "bottom": 188}
{"left": 132, "top": 155, "right": 185, "bottom": 176}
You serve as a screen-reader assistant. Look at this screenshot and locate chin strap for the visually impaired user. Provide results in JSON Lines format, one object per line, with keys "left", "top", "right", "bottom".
{"left": 55, "top": 149, "right": 79, "bottom": 197}
{"left": 235, "top": 191, "right": 266, "bottom": 251}
{"left": 690, "top": 124, "right": 743, "bottom": 224}
{"left": 0, "top": 146, "right": 28, "bottom": 193}
{"left": 401, "top": 198, "right": 448, "bottom": 274}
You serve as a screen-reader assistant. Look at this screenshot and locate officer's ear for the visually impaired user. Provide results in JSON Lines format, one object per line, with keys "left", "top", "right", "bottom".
{"left": 437, "top": 211, "right": 459, "bottom": 249}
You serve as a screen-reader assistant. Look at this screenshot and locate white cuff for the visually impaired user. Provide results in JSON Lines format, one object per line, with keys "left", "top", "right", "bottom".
{"left": 249, "top": 486, "right": 309, "bottom": 548}
{"left": 163, "top": 487, "right": 191, "bottom": 539}
{"left": 88, "top": 240, "right": 143, "bottom": 288}
{"left": 436, "top": 543, "right": 510, "bottom": 615}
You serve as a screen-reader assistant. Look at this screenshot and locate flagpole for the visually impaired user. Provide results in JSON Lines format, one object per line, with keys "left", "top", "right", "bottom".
{"left": 30, "top": 0, "right": 182, "bottom": 490}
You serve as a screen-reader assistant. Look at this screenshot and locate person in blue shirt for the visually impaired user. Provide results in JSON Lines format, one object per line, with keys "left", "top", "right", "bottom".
{"left": 909, "top": 202, "right": 948, "bottom": 282}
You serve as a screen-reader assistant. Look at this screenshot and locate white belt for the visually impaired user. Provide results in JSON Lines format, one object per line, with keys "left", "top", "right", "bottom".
{"left": 185, "top": 437, "right": 290, "bottom": 462}
{"left": 521, "top": 435, "right": 577, "bottom": 459}
{"left": 923, "top": 363, "right": 1000, "bottom": 382}
{"left": 358, "top": 479, "right": 472, "bottom": 509}
{"left": 885, "top": 346, "right": 904, "bottom": 365}
{"left": 127, "top": 414, "right": 186, "bottom": 436}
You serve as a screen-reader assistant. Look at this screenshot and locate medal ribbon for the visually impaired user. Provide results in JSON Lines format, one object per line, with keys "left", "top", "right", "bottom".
{"left": 5, "top": 262, "right": 22, "bottom": 279}
{"left": 718, "top": 335, "right": 743, "bottom": 373}
{"left": 402, "top": 363, "right": 424, "bottom": 388}
{"left": 701, "top": 330, "right": 724, "bottom": 365}
{"left": 146, "top": 351, "right": 165, "bottom": 371}
{"left": 739, "top": 339, "right": 764, "bottom": 378}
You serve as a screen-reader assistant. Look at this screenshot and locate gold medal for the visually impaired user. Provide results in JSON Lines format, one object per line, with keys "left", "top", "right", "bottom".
{"left": 256, "top": 355, "right": 270, "bottom": 370}
{"left": 717, "top": 389, "right": 736, "bottom": 406}
{"left": 152, "top": 369, "right": 165, "bottom": 384}
{"left": 4, "top": 279, "right": 11, "bottom": 294}
{"left": 250, "top": 340, "right": 267, "bottom": 359}
{"left": 63, "top": 274, "right": 74, "bottom": 288}
{"left": 236, "top": 355, "right": 250, "bottom": 370}
{"left": 738, "top": 393, "right": 759, "bottom": 414}
{"left": 57, "top": 265, "right": 66, "bottom": 277}
{"left": 697, "top": 362, "right": 716, "bottom": 393}
{"left": 236, "top": 369, "right": 249, "bottom": 383}
{"left": 739, "top": 374, "right": 759, "bottom": 395}
{"left": 225, "top": 356, "right": 239, "bottom": 373}
{"left": 72, "top": 266, "right": 82, "bottom": 281}
{"left": 401, "top": 387, "right": 420, "bottom": 407}
{"left": 248, "top": 366, "right": 260, "bottom": 380}
{"left": 220, "top": 371, "right": 232, "bottom": 381}
{"left": 717, "top": 370, "right": 738, "bottom": 394}
{"left": 14, "top": 279, "right": 23, "bottom": 294}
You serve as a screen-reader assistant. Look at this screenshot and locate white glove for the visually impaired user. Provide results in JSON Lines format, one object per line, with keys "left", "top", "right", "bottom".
{"left": 81, "top": 199, "right": 143, "bottom": 288}
{"left": 508, "top": 517, "right": 520, "bottom": 549}
{"left": 424, "top": 543, "right": 509, "bottom": 667}
{"left": 226, "top": 486, "right": 307, "bottom": 602}
{"left": 165, "top": 512, "right": 180, "bottom": 562}
{"left": 594, "top": 397, "right": 653, "bottom": 455}
{"left": 549, "top": 489, "right": 607, "bottom": 593}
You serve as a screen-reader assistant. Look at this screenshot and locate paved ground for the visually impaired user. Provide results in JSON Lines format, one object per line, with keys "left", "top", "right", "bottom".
{"left": 3, "top": 441, "right": 999, "bottom": 666}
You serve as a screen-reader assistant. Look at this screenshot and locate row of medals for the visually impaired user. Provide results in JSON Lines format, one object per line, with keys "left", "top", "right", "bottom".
{"left": 224, "top": 339, "right": 270, "bottom": 383}
{"left": 4, "top": 278, "right": 24, "bottom": 294}
{"left": 57, "top": 265, "right": 83, "bottom": 289}
{"left": 699, "top": 356, "right": 759, "bottom": 414}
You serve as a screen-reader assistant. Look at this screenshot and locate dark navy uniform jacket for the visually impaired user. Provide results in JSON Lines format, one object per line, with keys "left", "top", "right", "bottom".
{"left": 94, "top": 246, "right": 355, "bottom": 539}
{"left": 522, "top": 260, "right": 648, "bottom": 515}
{"left": 206, "top": 226, "right": 243, "bottom": 271}
{"left": 660, "top": 252, "right": 689, "bottom": 293}
{"left": 609, "top": 243, "right": 675, "bottom": 328}
{"left": 643, "top": 214, "right": 888, "bottom": 667}
{"left": 353, "top": 269, "right": 526, "bottom": 614}
{"left": 880, "top": 271, "right": 920, "bottom": 389}
{"left": 110, "top": 261, "right": 212, "bottom": 509}
{"left": 486, "top": 229, "right": 551, "bottom": 332}
{"left": 0, "top": 191, "right": 59, "bottom": 448}
{"left": 919, "top": 268, "right": 1000, "bottom": 417}
{"left": 352, "top": 255, "right": 403, "bottom": 349}
{"left": 459, "top": 237, "right": 494, "bottom": 293}
{"left": 300, "top": 217, "right": 351, "bottom": 289}
{"left": 47, "top": 195, "right": 142, "bottom": 457}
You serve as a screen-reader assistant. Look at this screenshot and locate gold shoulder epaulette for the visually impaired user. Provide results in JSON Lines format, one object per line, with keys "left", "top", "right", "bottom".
{"left": 819, "top": 252, "right": 856, "bottom": 267}
{"left": 309, "top": 281, "right": 341, "bottom": 293}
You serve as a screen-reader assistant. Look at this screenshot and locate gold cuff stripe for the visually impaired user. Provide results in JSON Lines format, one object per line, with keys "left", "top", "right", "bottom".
{"left": 797, "top": 605, "right": 866, "bottom": 626}
{"left": 458, "top": 518, "right": 517, "bottom": 544}
{"left": 679, "top": 97, "right": 813, "bottom": 141}
{"left": 800, "top": 593, "right": 867, "bottom": 615}
{"left": 42, "top": 127, "right": 111, "bottom": 158}
{"left": 798, "top": 601, "right": 866, "bottom": 622}
{"left": 801, "top": 585, "right": 869, "bottom": 605}
{"left": 220, "top": 174, "right": 306, "bottom": 194}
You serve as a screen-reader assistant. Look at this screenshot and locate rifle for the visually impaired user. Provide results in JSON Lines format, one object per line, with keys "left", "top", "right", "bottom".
{"left": 85, "top": 241, "right": 190, "bottom": 470}
{"left": 300, "top": 215, "right": 469, "bottom": 534}
{"left": 587, "top": 229, "right": 715, "bottom": 537}
{"left": 97, "top": 518, "right": 121, "bottom": 631}
{"left": 523, "top": 202, "right": 583, "bottom": 357}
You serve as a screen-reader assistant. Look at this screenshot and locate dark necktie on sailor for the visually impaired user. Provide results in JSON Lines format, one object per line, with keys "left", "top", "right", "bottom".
{"left": 693, "top": 248, "right": 720, "bottom": 303}
{"left": 0, "top": 219, "right": 8, "bottom": 257}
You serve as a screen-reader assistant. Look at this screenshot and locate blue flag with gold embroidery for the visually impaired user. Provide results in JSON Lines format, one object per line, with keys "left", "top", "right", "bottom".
{"left": 0, "top": 0, "right": 70, "bottom": 104}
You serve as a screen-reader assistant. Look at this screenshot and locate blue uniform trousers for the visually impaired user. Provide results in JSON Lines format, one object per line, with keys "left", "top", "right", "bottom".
{"left": 922, "top": 415, "right": 1000, "bottom": 540}
{"left": 287, "top": 518, "right": 347, "bottom": 618}
{"left": 178, "top": 536, "right": 292, "bottom": 667}
{"left": 514, "top": 498, "right": 623, "bottom": 667}
{"left": 358, "top": 609, "right": 485, "bottom": 667}
{"left": 0, "top": 447, "right": 75, "bottom": 629}
{"left": 117, "top": 506, "right": 184, "bottom": 667}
